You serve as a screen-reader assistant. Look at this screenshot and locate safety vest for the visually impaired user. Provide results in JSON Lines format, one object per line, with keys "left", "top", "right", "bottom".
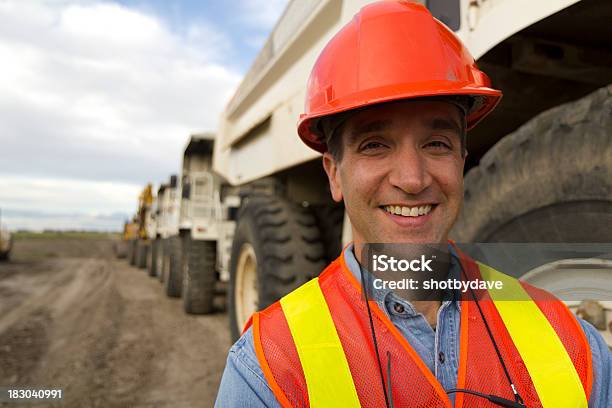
{"left": 246, "top": 246, "right": 592, "bottom": 407}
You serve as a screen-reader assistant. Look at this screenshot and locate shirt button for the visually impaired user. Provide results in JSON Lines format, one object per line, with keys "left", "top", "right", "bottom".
{"left": 393, "top": 303, "right": 404, "bottom": 313}
{"left": 438, "top": 351, "right": 445, "bottom": 364}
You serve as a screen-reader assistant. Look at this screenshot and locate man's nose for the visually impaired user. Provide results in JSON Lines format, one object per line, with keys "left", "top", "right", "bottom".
{"left": 387, "top": 145, "right": 432, "bottom": 195}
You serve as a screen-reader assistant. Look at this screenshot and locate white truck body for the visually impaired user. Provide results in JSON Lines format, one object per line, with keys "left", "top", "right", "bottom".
{"left": 178, "top": 134, "right": 219, "bottom": 241}
{"left": 211, "top": 0, "right": 612, "bottom": 340}
{"left": 146, "top": 196, "right": 157, "bottom": 241}
{"left": 157, "top": 176, "right": 180, "bottom": 239}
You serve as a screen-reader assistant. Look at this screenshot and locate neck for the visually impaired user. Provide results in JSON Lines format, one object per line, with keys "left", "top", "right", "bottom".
{"left": 413, "top": 300, "right": 442, "bottom": 329}
{"left": 354, "top": 240, "right": 450, "bottom": 329}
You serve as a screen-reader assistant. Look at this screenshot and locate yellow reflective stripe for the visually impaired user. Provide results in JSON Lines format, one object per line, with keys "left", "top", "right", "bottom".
{"left": 478, "top": 262, "right": 587, "bottom": 407}
{"left": 280, "top": 278, "right": 361, "bottom": 407}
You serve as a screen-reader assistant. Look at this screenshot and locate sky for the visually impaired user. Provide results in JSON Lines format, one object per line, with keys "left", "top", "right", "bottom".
{"left": 0, "top": 0, "right": 288, "bottom": 231}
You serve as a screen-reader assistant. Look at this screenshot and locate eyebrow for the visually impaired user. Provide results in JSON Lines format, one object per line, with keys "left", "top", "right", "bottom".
{"left": 347, "top": 116, "right": 463, "bottom": 145}
{"left": 425, "top": 117, "right": 462, "bottom": 135}
{"left": 349, "top": 119, "right": 393, "bottom": 143}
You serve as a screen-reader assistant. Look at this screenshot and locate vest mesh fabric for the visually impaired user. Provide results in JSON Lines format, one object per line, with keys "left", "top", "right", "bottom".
{"left": 525, "top": 283, "right": 592, "bottom": 396}
{"left": 258, "top": 302, "right": 309, "bottom": 407}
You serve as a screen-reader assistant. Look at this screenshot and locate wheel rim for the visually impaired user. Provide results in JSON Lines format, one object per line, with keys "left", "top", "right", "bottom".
{"left": 236, "top": 243, "right": 259, "bottom": 330}
{"left": 522, "top": 258, "right": 612, "bottom": 346}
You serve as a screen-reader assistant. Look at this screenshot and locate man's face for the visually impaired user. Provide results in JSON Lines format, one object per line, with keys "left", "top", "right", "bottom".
{"left": 322, "top": 100, "right": 466, "bottom": 248}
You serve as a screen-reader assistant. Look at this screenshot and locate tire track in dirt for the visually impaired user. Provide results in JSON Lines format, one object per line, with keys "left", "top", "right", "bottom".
{"left": 0, "top": 239, "right": 231, "bottom": 408}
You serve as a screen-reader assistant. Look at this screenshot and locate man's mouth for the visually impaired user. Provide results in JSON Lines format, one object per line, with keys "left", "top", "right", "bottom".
{"left": 381, "top": 204, "right": 434, "bottom": 217}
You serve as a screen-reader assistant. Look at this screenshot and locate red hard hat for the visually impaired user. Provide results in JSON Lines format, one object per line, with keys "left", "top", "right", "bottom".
{"left": 297, "top": 1, "right": 502, "bottom": 153}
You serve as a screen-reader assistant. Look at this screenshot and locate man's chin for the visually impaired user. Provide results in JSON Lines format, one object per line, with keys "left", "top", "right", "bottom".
{"left": 368, "top": 230, "right": 445, "bottom": 245}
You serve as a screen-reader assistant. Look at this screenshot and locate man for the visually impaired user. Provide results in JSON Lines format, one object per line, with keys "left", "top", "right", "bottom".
{"left": 216, "top": 2, "right": 610, "bottom": 407}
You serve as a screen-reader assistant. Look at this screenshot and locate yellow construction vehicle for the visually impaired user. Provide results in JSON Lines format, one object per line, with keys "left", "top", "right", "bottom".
{"left": 131, "top": 183, "right": 155, "bottom": 269}
{"left": 115, "top": 219, "right": 138, "bottom": 259}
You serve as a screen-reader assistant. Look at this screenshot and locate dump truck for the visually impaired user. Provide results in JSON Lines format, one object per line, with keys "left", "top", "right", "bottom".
{"left": 154, "top": 175, "right": 182, "bottom": 297}
{"left": 174, "top": 133, "right": 240, "bottom": 313}
{"left": 149, "top": 183, "right": 167, "bottom": 278}
{"left": 212, "top": 0, "right": 612, "bottom": 340}
{"left": 130, "top": 183, "right": 155, "bottom": 269}
{"left": 121, "top": 219, "right": 139, "bottom": 261}
{"left": 0, "top": 209, "right": 11, "bottom": 261}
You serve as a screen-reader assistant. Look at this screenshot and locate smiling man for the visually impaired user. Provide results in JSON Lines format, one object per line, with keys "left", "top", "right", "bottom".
{"left": 216, "top": 2, "right": 610, "bottom": 407}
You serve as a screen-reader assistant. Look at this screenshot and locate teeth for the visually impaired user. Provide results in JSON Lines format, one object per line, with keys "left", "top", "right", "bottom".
{"left": 384, "top": 204, "right": 432, "bottom": 217}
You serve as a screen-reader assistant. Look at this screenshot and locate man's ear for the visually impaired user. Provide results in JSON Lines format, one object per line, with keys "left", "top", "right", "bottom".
{"left": 322, "top": 152, "right": 343, "bottom": 203}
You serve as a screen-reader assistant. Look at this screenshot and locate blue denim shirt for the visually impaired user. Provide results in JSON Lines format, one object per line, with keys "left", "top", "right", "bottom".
{"left": 216, "top": 245, "right": 611, "bottom": 407}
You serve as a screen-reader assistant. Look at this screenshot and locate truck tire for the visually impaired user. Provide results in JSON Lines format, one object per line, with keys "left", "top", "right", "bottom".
{"left": 312, "top": 204, "right": 345, "bottom": 263}
{"left": 160, "top": 238, "right": 169, "bottom": 282}
{"left": 164, "top": 236, "right": 183, "bottom": 298}
{"left": 128, "top": 240, "right": 137, "bottom": 265}
{"left": 136, "top": 241, "right": 148, "bottom": 269}
{"left": 229, "top": 195, "right": 327, "bottom": 340}
{"left": 453, "top": 85, "right": 612, "bottom": 244}
{"left": 145, "top": 240, "right": 153, "bottom": 271}
{"left": 114, "top": 241, "right": 127, "bottom": 259}
{"left": 182, "top": 236, "right": 217, "bottom": 314}
{"left": 149, "top": 239, "right": 159, "bottom": 277}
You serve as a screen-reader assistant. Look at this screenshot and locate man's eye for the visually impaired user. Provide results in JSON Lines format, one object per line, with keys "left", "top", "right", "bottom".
{"left": 361, "top": 141, "right": 385, "bottom": 151}
{"left": 425, "top": 140, "right": 452, "bottom": 150}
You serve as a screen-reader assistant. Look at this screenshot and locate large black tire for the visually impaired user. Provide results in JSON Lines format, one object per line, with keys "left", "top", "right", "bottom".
{"left": 136, "top": 241, "right": 148, "bottom": 269}
{"left": 128, "top": 240, "right": 137, "bottom": 265}
{"left": 182, "top": 236, "right": 217, "bottom": 314}
{"left": 312, "top": 204, "right": 345, "bottom": 263}
{"left": 114, "top": 241, "right": 127, "bottom": 259}
{"left": 164, "top": 236, "right": 183, "bottom": 298}
{"left": 229, "top": 195, "right": 327, "bottom": 340}
{"left": 159, "top": 238, "right": 168, "bottom": 282}
{"left": 149, "top": 239, "right": 159, "bottom": 277}
{"left": 452, "top": 85, "right": 612, "bottom": 244}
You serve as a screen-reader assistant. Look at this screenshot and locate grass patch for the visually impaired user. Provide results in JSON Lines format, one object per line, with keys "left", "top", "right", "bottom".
{"left": 13, "top": 231, "right": 121, "bottom": 240}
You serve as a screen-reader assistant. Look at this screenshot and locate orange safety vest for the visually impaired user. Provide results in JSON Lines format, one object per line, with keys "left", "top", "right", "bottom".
{"left": 246, "top": 246, "right": 592, "bottom": 407}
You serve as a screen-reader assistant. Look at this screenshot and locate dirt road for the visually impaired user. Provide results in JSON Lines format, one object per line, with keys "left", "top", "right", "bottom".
{"left": 0, "top": 238, "right": 230, "bottom": 407}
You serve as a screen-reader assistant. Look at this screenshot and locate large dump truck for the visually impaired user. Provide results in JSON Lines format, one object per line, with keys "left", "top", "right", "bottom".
{"left": 176, "top": 133, "right": 240, "bottom": 313}
{"left": 131, "top": 184, "right": 155, "bottom": 269}
{"left": 0, "top": 210, "right": 11, "bottom": 261}
{"left": 154, "top": 175, "right": 182, "bottom": 297}
{"left": 122, "top": 219, "right": 140, "bottom": 262}
{"left": 213, "top": 0, "right": 612, "bottom": 339}
{"left": 149, "top": 183, "right": 167, "bottom": 278}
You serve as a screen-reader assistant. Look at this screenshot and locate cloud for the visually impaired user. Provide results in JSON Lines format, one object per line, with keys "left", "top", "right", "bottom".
{"left": 0, "top": 173, "right": 137, "bottom": 231}
{"left": 0, "top": 1, "right": 242, "bottom": 187}
{"left": 236, "top": 0, "right": 288, "bottom": 32}
{"left": 0, "top": 173, "right": 140, "bottom": 214}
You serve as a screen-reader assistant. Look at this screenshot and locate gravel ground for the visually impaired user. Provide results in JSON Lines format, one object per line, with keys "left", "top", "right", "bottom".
{"left": 0, "top": 238, "right": 230, "bottom": 407}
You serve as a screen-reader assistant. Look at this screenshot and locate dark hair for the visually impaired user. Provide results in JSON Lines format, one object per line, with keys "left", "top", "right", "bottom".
{"left": 325, "top": 119, "right": 347, "bottom": 162}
